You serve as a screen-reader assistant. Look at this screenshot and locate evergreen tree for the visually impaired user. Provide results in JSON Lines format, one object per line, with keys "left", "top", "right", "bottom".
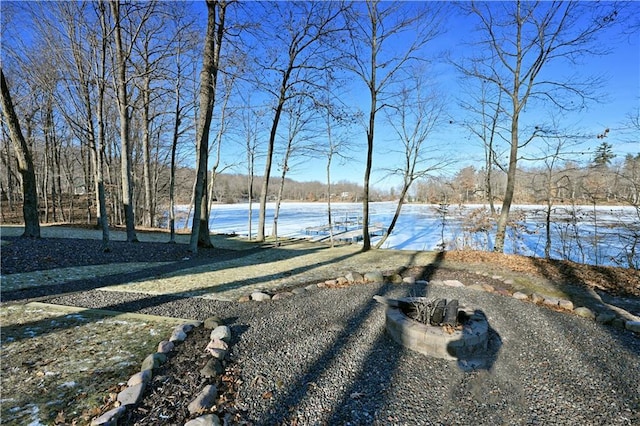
{"left": 593, "top": 141, "right": 615, "bottom": 166}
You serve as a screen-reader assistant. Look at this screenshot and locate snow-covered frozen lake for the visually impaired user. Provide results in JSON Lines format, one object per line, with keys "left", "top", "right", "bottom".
{"left": 168, "top": 202, "right": 639, "bottom": 268}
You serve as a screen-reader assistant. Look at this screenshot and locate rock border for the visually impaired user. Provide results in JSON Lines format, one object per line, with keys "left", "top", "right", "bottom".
{"left": 240, "top": 269, "right": 640, "bottom": 334}
{"left": 91, "top": 318, "right": 231, "bottom": 426}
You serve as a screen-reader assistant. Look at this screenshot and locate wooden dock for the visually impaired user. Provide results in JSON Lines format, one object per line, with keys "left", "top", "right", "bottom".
{"left": 307, "top": 224, "right": 387, "bottom": 243}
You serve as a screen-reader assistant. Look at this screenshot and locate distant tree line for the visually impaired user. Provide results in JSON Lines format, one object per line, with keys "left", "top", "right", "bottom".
{"left": 1, "top": 0, "right": 636, "bottom": 255}
{"left": 415, "top": 149, "right": 640, "bottom": 207}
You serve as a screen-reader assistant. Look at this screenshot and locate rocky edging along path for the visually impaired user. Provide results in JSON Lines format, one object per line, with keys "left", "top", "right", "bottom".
{"left": 87, "top": 266, "right": 640, "bottom": 426}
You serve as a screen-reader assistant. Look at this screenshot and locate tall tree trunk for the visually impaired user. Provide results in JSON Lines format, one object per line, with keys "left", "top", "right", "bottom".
{"left": 375, "top": 184, "right": 409, "bottom": 249}
{"left": 96, "top": 4, "right": 111, "bottom": 249}
{"left": 43, "top": 136, "right": 50, "bottom": 223}
{"left": 325, "top": 143, "right": 334, "bottom": 247}
{"left": 53, "top": 135, "right": 65, "bottom": 222}
{"left": 168, "top": 58, "right": 182, "bottom": 244}
{"left": 3, "top": 138, "right": 14, "bottom": 210}
{"left": 362, "top": 87, "right": 375, "bottom": 251}
{"left": 190, "top": 0, "right": 226, "bottom": 252}
{"left": 142, "top": 75, "right": 153, "bottom": 228}
{"left": 494, "top": 108, "right": 519, "bottom": 252}
{"left": 257, "top": 86, "right": 288, "bottom": 242}
{"left": 111, "top": 0, "right": 138, "bottom": 242}
{"left": 0, "top": 68, "right": 40, "bottom": 237}
{"left": 271, "top": 128, "right": 295, "bottom": 242}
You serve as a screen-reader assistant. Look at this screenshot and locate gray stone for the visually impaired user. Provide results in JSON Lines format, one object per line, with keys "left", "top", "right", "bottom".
{"left": 209, "top": 338, "right": 229, "bottom": 350}
{"left": 558, "top": 299, "right": 574, "bottom": 311}
{"left": 596, "top": 312, "right": 617, "bottom": 324}
{"left": 364, "top": 271, "right": 384, "bottom": 283}
{"left": 184, "top": 414, "right": 222, "bottom": 426}
{"left": 625, "top": 321, "right": 640, "bottom": 333}
{"left": 200, "top": 358, "right": 223, "bottom": 378}
{"left": 402, "top": 276, "right": 416, "bottom": 285}
{"left": 117, "top": 382, "right": 145, "bottom": 406}
{"left": 204, "top": 315, "right": 224, "bottom": 330}
{"left": 531, "top": 293, "right": 544, "bottom": 304}
{"left": 210, "top": 325, "right": 231, "bottom": 342}
{"left": 345, "top": 271, "right": 364, "bottom": 283}
{"left": 251, "top": 291, "right": 272, "bottom": 301}
{"left": 512, "top": 291, "right": 529, "bottom": 300}
{"left": 127, "top": 369, "right": 152, "bottom": 386}
{"left": 574, "top": 307, "right": 596, "bottom": 320}
{"left": 272, "top": 291, "right": 294, "bottom": 300}
{"left": 207, "top": 348, "right": 227, "bottom": 360}
{"left": 543, "top": 297, "right": 560, "bottom": 307}
{"left": 157, "top": 340, "right": 174, "bottom": 353}
{"left": 169, "top": 329, "right": 187, "bottom": 343}
{"left": 141, "top": 353, "right": 166, "bottom": 371}
{"left": 468, "top": 284, "right": 485, "bottom": 292}
{"left": 180, "top": 322, "right": 197, "bottom": 333}
{"left": 188, "top": 384, "right": 218, "bottom": 415}
{"left": 503, "top": 278, "right": 515, "bottom": 285}
{"left": 323, "top": 279, "right": 337, "bottom": 286}
{"left": 90, "top": 406, "right": 127, "bottom": 426}
{"left": 443, "top": 280, "right": 465, "bottom": 288}
{"left": 388, "top": 274, "right": 403, "bottom": 284}
{"left": 291, "top": 288, "right": 306, "bottom": 295}
{"left": 141, "top": 354, "right": 157, "bottom": 371}
{"left": 305, "top": 284, "right": 319, "bottom": 291}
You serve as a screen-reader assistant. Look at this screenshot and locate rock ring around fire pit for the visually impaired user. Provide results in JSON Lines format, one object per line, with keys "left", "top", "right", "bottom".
{"left": 374, "top": 296, "right": 489, "bottom": 361}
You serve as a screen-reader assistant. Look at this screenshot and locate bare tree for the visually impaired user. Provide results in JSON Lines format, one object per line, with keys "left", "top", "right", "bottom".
{"left": 526, "top": 130, "right": 583, "bottom": 259}
{"left": 344, "top": 0, "right": 445, "bottom": 251}
{"left": 0, "top": 68, "right": 40, "bottom": 237}
{"left": 456, "top": 1, "right": 622, "bottom": 252}
{"left": 54, "top": 1, "right": 112, "bottom": 249}
{"left": 252, "top": 1, "right": 345, "bottom": 242}
{"left": 167, "top": 29, "right": 194, "bottom": 243}
{"left": 110, "top": 0, "right": 141, "bottom": 242}
{"left": 190, "top": 0, "right": 227, "bottom": 252}
{"left": 207, "top": 68, "right": 237, "bottom": 214}
{"left": 314, "top": 72, "right": 356, "bottom": 247}
{"left": 238, "top": 95, "right": 264, "bottom": 240}
{"left": 271, "top": 95, "right": 317, "bottom": 242}
{"left": 134, "top": 3, "right": 162, "bottom": 229}
{"left": 459, "top": 80, "right": 507, "bottom": 214}
{"left": 375, "top": 74, "right": 449, "bottom": 248}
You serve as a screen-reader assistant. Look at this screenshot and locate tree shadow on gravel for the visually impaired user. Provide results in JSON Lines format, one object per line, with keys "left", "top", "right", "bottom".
{"left": 0, "top": 246, "right": 252, "bottom": 302}
{"left": 1, "top": 248, "right": 359, "bottom": 343}
{"left": 259, "top": 252, "right": 444, "bottom": 425}
{"left": 0, "top": 239, "right": 340, "bottom": 303}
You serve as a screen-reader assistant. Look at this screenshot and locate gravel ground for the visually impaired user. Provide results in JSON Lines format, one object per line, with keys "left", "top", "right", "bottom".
{"left": 46, "top": 278, "right": 640, "bottom": 425}
{"left": 3, "top": 229, "right": 639, "bottom": 425}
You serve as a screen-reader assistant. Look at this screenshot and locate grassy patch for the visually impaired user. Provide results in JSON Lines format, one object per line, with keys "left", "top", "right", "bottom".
{"left": 0, "top": 303, "right": 184, "bottom": 425}
{"left": 0, "top": 262, "right": 170, "bottom": 292}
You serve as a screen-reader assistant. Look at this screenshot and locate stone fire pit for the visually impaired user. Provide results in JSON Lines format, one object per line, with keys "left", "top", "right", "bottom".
{"left": 374, "top": 296, "right": 489, "bottom": 361}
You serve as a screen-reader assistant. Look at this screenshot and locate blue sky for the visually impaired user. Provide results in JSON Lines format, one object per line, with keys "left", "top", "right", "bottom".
{"left": 3, "top": 1, "right": 638, "bottom": 192}
{"left": 210, "top": 2, "right": 640, "bottom": 191}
